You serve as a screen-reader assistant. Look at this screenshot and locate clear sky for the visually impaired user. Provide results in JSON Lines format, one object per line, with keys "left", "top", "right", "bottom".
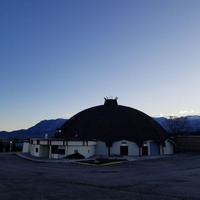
{"left": 1, "top": 0, "right": 200, "bottom": 131}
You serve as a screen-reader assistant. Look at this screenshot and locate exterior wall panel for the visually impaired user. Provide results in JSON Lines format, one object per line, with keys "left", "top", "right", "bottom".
{"left": 163, "top": 140, "right": 174, "bottom": 155}
{"left": 176, "top": 136, "right": 200, "bottom": 152}
{"left": 96, "top": 141, "right": 108, "bottom": 156}
{"left": 22, "top": 142, "right": 30, "bottom": 153}
{"left": 51, "top": 141, "right": 64, "bottom": 146}
{"left": 40, "top": 145, "right": 49, "bottom": 157}
{"left": 33, "top": 144, "right": 40, "bottom": 157}
{"left": 40, "top": 140, "right": 48, "bottom": 145}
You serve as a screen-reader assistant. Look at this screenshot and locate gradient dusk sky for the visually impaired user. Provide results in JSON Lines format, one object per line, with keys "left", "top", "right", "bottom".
{"left": 1, "top": 0, "right": 200, "bottom": 131}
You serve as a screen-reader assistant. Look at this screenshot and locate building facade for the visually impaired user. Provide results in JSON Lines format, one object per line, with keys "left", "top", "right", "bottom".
{"left": 23, "top": 98, "right": 174, "bottom": 159}
{"left": 23, "top": 138, "right": 173, "bottom": 158}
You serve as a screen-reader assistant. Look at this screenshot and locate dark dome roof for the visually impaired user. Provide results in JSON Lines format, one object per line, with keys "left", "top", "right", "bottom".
{"left": 54, "top": 99, "right": 169, "bottom": 147}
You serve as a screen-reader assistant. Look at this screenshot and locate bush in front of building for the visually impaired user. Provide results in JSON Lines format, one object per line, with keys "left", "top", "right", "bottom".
{"left": 66, "top": 152, "right": 85, "bottom": 159}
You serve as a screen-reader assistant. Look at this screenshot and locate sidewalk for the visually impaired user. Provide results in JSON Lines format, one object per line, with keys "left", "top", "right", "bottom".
{"left": 15, "top": 152, "right": 84, "bottom": 163}
{"left": 15, "top": 152, "right": 167, "bottom": 163}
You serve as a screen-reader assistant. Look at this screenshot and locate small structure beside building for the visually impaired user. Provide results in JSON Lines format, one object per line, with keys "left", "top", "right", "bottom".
{"left": 23, "top": 139, "right": 96, "bottom": 159}
{"left": 23, "top": 98, "right": 174, "bottom": 159}
{"left": 176, "top": 136, "right": 200, "bottom": 152}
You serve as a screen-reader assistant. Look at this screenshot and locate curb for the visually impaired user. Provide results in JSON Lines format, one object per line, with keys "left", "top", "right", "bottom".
{"left": 72, "top": 160, "right": 126, "bottom": 166}
{"left": 15, "top": 153, "right": 46, "bottom": 163}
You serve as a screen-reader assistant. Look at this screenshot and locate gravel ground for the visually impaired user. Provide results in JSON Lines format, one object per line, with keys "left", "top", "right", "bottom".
{"left": 1, "top": 153, "right": 200, "bottom": 200}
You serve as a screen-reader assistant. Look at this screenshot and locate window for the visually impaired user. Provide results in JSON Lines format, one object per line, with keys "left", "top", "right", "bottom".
{"left": 35, "top": 148, "right": 38, "bottom": 153}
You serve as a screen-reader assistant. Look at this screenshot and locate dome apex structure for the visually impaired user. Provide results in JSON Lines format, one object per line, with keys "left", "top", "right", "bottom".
{"left": 104, "top": 97, "right": 118, "bottom": 105}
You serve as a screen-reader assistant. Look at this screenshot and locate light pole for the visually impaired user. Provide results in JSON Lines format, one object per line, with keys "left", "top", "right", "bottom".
{"left": 9, "top": 141, "right": 12, "bottom": 154}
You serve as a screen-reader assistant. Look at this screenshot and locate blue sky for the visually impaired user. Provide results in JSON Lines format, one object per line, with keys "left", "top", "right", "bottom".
{"left": 1, "top": 0, "right": 200, "bottom": 131}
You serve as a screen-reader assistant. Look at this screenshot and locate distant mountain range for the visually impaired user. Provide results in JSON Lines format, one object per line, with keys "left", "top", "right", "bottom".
{"left": 0, "top": 116, "right": 200, "bottom": 140}
{"left": 0, "top": 119, "right": 67, "bottom": 140}
{"left": 154, "top": 116, "right": 200, "bottom": 133}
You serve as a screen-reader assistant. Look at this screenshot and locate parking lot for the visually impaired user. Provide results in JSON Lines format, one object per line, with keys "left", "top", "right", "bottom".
{"left": 1, "top": 153, "right": 200, "bottom": 200}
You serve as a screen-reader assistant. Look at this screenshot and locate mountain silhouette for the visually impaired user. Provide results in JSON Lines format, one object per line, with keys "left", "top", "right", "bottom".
{"left": 0, "top": 119, "right": 67, "bottom": 139}
{"left": 0, "top": 116, "right": 200, "bottom": 140}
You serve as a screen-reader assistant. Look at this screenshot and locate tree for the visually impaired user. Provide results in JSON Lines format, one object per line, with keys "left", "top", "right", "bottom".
{"left": 166, "top": 116, "right": 189, "bottom": 136}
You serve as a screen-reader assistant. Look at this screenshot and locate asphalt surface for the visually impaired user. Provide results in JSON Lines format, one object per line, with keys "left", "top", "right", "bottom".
{"left": 1, "top": 153, "right": 200, "bottom": 200}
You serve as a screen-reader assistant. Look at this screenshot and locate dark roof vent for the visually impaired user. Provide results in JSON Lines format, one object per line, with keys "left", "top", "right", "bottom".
{"left": 104, "top": 97, "right": 118, "bottom": 105}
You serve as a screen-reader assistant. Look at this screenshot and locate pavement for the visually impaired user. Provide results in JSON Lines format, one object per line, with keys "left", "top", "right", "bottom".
{"left": 1, "top": 152, "right": 200, "bottom": 199}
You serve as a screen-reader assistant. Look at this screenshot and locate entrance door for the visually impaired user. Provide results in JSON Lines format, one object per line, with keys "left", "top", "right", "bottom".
{"left": 120, "top": 146, "right": 128, "bottom": 155}
{"left": 142, "top": 146, "right": 148, "bottom": 155}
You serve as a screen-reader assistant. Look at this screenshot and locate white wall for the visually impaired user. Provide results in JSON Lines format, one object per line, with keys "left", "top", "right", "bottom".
{"left": 24, "top": 138, "right": 173, "bottom": 159}
{"left": 95, "top": 141, "right": 108, "bottom": 156}
{"left": 30, "top": 144, "right": 34, "bottom": 156}
{"left": 30, "top": 144, "right": 40, "bottom": 157}
{"left": 40, "top": 145, "right": 49, "bottom": 157}
{"left": 67, "top": 141, "right": 96, "bottom": 146}
{"left": 22, "top": 142, "right": 30, "bottom": 153}
{"left": 51, "top": 154, "right": 65, "bottom": 159}
{"left": 87, "top": 141, "right": 97, "bottom": 146}
{"left": 27, "top": 140, "right": 97, "bottom": 159}
{"left": 51, "top": 141, "right": 65, "bottom": 146}
{"left": 163, "top": 140, "right": 174, "bottom": 155}
{"left": 40, "top": 140, "right": 48, "bottom": 145}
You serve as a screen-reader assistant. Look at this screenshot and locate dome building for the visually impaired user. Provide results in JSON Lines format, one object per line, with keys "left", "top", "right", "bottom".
{"left": 23, "top": 98, "right": 174, "bottom": 159}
